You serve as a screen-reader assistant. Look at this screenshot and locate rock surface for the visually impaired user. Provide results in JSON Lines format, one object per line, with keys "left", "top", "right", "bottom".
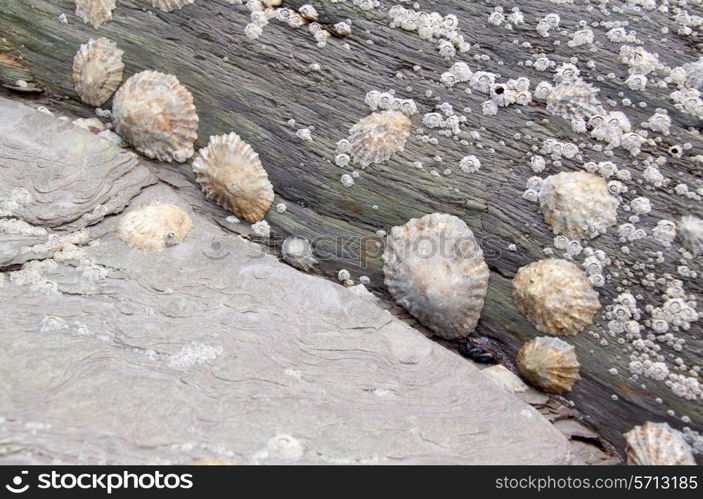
{"left": 0, "top": 98, "right": 569, "bottom": 464}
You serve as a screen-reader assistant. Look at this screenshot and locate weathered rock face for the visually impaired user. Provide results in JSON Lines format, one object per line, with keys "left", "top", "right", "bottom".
{"left": 1, "top": 0, "right": 701, "bottom": 458}
{"left": 0, "top": 98, "right": 570, "bottom": 464}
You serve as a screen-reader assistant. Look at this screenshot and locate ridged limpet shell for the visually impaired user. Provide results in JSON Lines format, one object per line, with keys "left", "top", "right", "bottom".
{"left": 679, "top": 215, "right": 703, "bottom": 257}
{"left": 148, "top": 0, "right": 195, "bottom": 12}
{"left": 624, "top": 422, "right": 696, "bottom": 465}
{"left": 539, "top": 171, "right": 619, "bottom": 240}
{"left": 383, "top": 213, "right": 490, "bottom": 340}
{"left": 75, "top": 0, "right": 117, "bottom": 29}
{"left": 112, "top": 70, "right": 199, "bottom": 163}
{"left": 513, "top": 258, "right": 600, "bottom": 336}
{"left": 117, "top": 202, "right": 192, "bottom": 250}
{"left": 349, "top": 110, "right": 411, "bottom": 168}
{"left": 72, "top": 38, "right": 125, "bottom": 107}
{"left": 516, "top": 336, "right": 581, "bottom": 394}
{"left": 192, "top": 133, "right": 274, "bottom": 223}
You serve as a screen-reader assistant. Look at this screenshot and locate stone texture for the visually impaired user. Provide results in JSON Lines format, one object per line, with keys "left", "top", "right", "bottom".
{"left": 0, "top": 98, "right": 569, "bottom": 464}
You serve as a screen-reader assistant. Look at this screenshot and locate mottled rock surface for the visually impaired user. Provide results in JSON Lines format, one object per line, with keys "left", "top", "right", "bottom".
{"left": 0, "top": 98, "right": 569, "bottom": 464}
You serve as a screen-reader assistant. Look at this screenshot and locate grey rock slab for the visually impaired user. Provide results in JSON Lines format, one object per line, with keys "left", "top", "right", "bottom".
{"left": 0, "top": 162, "right": 570, "bottom": 464}
{"left": 0, "top": 98, "right": 156, "bottom": 231}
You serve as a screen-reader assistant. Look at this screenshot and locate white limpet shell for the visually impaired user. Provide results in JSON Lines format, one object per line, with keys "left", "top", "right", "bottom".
{"left": 282, "top": 236, "right": 318, "bottom": 272}
{"left": 112, "top": 70, "right": 199, "bottom": 163}
{"left": 383, "top": 213, "right": 490, "bottom": 340}
{"left": 624, "top": 422, "right": 696, "bottom": 465}
{"left": 513, "top": 258, "right": 600, "bottom": 336}
{"left": 72, "top": 38, "right": 125, "bottom": 107}
{"left": 349, "top": 111, "right": 411, "bottom": 168}
{"left": 117, "top": 202, "right": 193, "bottom": 251}
{"left": 148, "top": 0, "right": 195, "bottom": 12}
{"left": 679, "top": 215, "right": 703, "bottom": 257}
{"left": 539, "top": 171, "right": 619, "bottom": 240}
{"left": 192, "top": 133, "right": 274, "bottom": 223}
{"left": 482, "top": 364, "right": 529, "bottom": 393}
{"left": 516, "top": 336, "right": 581, "bottom": 394}
{"left": 75, "top": 0, "right": 117, "bottom": 29}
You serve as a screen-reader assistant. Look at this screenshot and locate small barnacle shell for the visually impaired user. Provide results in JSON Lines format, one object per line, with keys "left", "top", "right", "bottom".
{"left": 148, "top": 0, "right": 195, "bottom": 12}
{"left": 72, "top": 38, "right": 124, "bottom": 107}
{"left": 679, "top": 215, "right": 703, "bottom": 257}
{"left": 112, "top": 70, "right": 199, "bottom": 163}
{"left": 75, "top": 0, "right": 117, "bottom": 29}
{"left": 516, "top": 336, "right": 581, "bottom": 394}
{"left": 383, "top": 213, "right": 490, "bottom": 340}
{"left": 117, "top": 202, "right": 192, "bottom": 251}
{"left": 513, "top": 258, "right": 600, "bottom": 336}
{"left": 192, "top": 133, "right": 274, "bottom": 223}
{"left": 624, "top": 422, "right": 696, "bottom": 465}
{"left": 539, "top": 171, "right": 619, "bottom": 240}
{"left": 282, "top": 236, "right": 318, "bottom": 272}
{"left": 349, "top": 111, "right": 411, "bottom": 168}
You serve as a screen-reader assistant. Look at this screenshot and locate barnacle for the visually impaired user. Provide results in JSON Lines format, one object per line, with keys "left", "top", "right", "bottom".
{"left": 282, "top": 236, "right": 318, "bottom": 272}
{"left": 513, "top": 258, "right": 600, "bottom": 336}
{"left": 148, "top": 0, "right": 195, "bottom": 12}
{"left": 75, "top": 0, "right": 117, "bottom": 29}
{"left": 539, "top": 171, "right": 619, "bottom": 240}
{"left": 516, "top": 336, "right": 581, "bottom": 394}
{"left": 349, "top": 111, "right": 411, "bottom": 168}
{"left": 112, "top": 70, "right": 199, "bottom": 163}
{"left": 679, "top": 215, "right": 703, "bottom": 256}
{"left": 383, "top": 213, "right": 490, "bottom": 340}
{"left": 624, "top": 422, "right": 696, "bottom": 465}
{"left": 117, "top": 202, "right": 192, "bottom": 251}
{"left": 72, "top": 38, "right": 124, "bottom": 107}
{"left": 192, "top": 133, "right": 274, "bottom": 223}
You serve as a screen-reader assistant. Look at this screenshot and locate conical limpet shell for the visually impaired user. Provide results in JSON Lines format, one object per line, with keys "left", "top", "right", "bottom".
{"left": 513, "top": 258, "right": 600, "bottom": 336}
{"left": 516, "top": 336, "right": 581, "bottom": 394}
{"left": 539, "top": 171, "right": 619, "bottom": 239}
{"left": 73, "top": 38, "right": 125, "bottom": 107}
{"left": 282, "top": 236, "right": 318, "bottom": 272}
{"left": 148, "top": 0, "right": 195, "bottom": 12}
{"left": 112, "top": 70, "right": 199, "bottom": 163}
{"left": 75, "top": 0, "right": 117, "bottom": 29}
{"left": 117, "top": 202, "right": 192, "bottom": 250}
{"left": 349, "top": 110, "right": 411, "bottom": 168}
{"left": 383, "top": 213, "right": 490, "bottom": 340}
{"left": 679, "top": 215, "right": 703, "bottom": 257}
{"left": 192, "top": 133, "right": 274, "bottom": 223}
{"left": 624, "top": 422, "right": 696, "bottom": 465}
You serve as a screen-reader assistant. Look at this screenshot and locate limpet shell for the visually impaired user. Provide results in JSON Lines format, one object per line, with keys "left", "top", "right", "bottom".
{"left": 73, "top": 38, "right": 125, "bottom": 107}
{"left": 679, "top": 215, "right": 703, "bottom": 257}
{"left": 516, "top": 336, "right": 581, "bottom": 394}
{"left": 513, "top": 258, "right": 600, "bottom": 336}
{"left": 112, "top": 70, "right": 199, "bottom": 163}
{"left": 349, "top": 111, "right": 411, "bottom": 168}
{"left": 192, "top": 133, "right": 274, "bottom": 223}
{"left": 117, "top": 202, "right": 192, "bottom": 250}
{"left": 624, "top": 422, "right": 696, "bottom": 465}
{"left": 149, "top": 0, "right": 195, "bottom": 12}
{"left": 75, "top": 0, "right": 117, "bottom": 29}
{"left": 282, "top": 236, "right": 318, "bottom": 272}
{"left": 539, "top": 171, "right": 619, "bottom": 240}
{"left": 383, "top": 213, "right": 490, "bottom": 340}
